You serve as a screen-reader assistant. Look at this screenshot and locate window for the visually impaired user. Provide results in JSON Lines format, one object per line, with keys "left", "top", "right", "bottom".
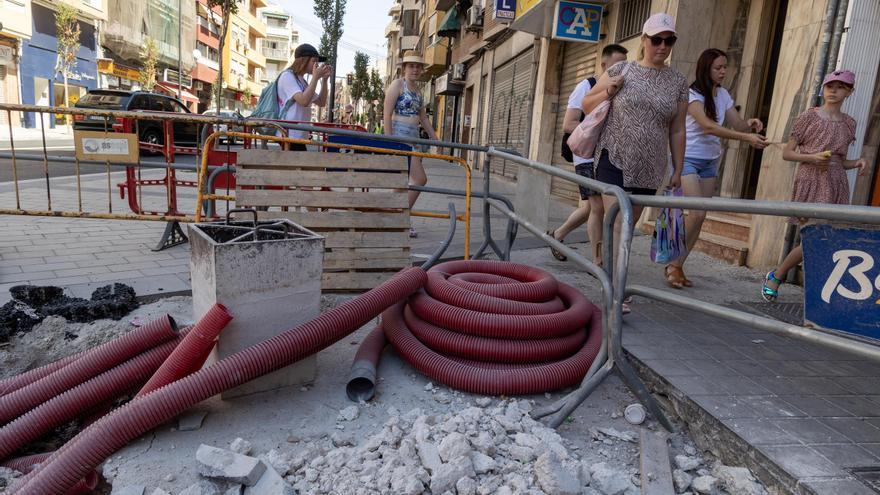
{"left": 616, "top": 0, "right": 651, "bottom": 42}
{"left": 197, "top": 42, "right": 220, "bottom": 63}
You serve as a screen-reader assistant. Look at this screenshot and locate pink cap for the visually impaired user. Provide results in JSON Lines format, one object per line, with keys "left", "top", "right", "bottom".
{"left": 642, "top": 13, "right": 676, "bottom": 36}
{"left": 823, "top": 69, "right": 855, "bottom": 87}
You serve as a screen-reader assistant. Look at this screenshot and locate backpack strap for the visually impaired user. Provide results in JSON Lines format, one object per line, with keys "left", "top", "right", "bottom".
{"left": 587, "top": 76, "right": 597, "bottom": 89}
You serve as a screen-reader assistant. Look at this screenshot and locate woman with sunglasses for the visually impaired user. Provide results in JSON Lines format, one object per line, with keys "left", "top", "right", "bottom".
{"left": 582, "top": 12, "right": 689, "bottom": 314}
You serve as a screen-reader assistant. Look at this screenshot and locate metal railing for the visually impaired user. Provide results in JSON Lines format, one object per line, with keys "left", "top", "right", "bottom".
{"left": 5, "top": 105, "right": 880, "bottom": 430}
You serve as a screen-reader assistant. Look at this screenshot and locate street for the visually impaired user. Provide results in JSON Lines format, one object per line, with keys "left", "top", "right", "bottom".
{"left": 0, "top": 150, "right": 204, "bottom": 183}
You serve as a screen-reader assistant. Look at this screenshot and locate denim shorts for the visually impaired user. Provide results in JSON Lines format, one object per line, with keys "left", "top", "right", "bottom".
{"left": 682, "top": 156, "right": 720, "bottom": 179}
{"left": 574, "top": 161, "right": 597, "bottom": 199}
{"left": 391, "top": 120, "right": 426, "bottom": 153}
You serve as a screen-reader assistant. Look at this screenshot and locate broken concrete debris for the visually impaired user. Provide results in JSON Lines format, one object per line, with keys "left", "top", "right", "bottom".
{"left": 0, "top": 283, "right": 139, "bottom": 341}
{"left": 195, "top": 444, "right": 266, "bottom": 486}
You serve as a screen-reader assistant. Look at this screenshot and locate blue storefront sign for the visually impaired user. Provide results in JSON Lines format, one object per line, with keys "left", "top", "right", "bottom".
{"left": 553, "top": 1, "right": 603, "bottom": 43}
{"left": 494, "top": 0, "right": 516, "bottom": 21}
{"left": 802, "top": 223, "right": 880, "bottom": 341}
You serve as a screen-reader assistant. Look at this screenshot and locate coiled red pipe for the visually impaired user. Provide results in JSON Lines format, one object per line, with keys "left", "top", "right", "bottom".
{"left": 346, "top": 260, "right": 601, "bottom": 398}
{"left": 0, "top": 315, "right": 178, "bottom": 426}
{"left": 11, "top": 267, "right": 426, "bottom": 494}
{"left": 0, "top": 354, "right": 81, "bottom": 398}
{"left": 136, "top": 304, "right": 232, "bottom": 397}
{"left": 1, "top": 453, "right": 98, "bottom": 495}
{"left": 0, "top": 332, "right": 188, "bottom": 461}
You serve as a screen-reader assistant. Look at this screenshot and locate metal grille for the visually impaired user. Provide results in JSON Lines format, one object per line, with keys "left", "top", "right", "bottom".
{"left": 486, "top": 47, "right": 535, "bottom": 180}
{"left": 616, "top": 0, "right": 651, "bottom": 42}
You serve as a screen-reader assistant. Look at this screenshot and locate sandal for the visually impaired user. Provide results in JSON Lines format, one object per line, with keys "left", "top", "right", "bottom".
{"left": 762, "top": 271, "right": 783, "bottom": 302}
{"left": 547, "top": 230, "right": 567, "bottom": 262}
{"left": 664, "top": 265, "right": 686, "bottom": 289}
{"left": 680, "top": 267, "right": 693, "bottom": 288}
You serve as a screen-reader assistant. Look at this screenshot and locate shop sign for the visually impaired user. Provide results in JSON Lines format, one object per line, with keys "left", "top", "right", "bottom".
{"left": 515, "top": 0, "right": 541, "bottom": 17}
{"left": 494, "top": 0, "right": 516, "bottom": 20}
{"left": 0, "top": 45, "right": 14, "bottom": 64}
{"left": 552, "top": 1, "right": 602, "bottom": 43}
{"left": 802, "top": 223, "right": 880, "bottom": 342}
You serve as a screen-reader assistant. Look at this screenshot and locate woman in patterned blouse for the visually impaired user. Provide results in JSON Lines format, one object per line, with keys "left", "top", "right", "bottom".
{"left": 582, "top": 12, "right": 689, "bottom": 313}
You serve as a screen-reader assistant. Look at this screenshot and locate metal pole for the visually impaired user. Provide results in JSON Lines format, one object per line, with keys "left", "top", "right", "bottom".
{"left": 178, "top": 0, "right": 183, "bottom": 99}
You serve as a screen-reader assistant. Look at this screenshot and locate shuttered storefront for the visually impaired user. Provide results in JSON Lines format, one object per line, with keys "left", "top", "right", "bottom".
{"left": 487, "top": 47, "right": 534, "bottom": 180}
{"left": 551, "top": 42, "right": 598, "bottom": 202}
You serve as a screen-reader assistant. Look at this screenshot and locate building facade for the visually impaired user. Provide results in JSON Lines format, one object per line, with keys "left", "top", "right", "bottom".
{"left": 191, "top": 0, "right": 222, "bottom": 113}
{"left": 0, "top": 0, "right": 33, "bottom": 127}
{"left": 21, "top": 0, "right": 106, "bottom": 128}
{"left": 387, "top": 0, "right": 880, "bottom": 269}
{"left": 220, "top": 0, "right": 266, "bottom": 112}
{"left": 259, "top": 3, "right": 293, "bottom": 85}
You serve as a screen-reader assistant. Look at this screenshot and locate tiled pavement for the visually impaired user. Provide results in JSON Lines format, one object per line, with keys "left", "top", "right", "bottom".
{"left": 0, "top": 160, "right": 583, "bottom": 303}
{"left": 624, "top": 302, "right": 880, "bottom": 494}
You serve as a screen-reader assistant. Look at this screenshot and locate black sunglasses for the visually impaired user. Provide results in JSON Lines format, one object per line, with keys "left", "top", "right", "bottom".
{"left": 648, "top": 35, "right": 677, "bottom": 47}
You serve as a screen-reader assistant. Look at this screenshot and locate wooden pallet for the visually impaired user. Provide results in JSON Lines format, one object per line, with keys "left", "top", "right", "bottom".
{"left": 234, "top": 150, "right": 411, "bottom": 291}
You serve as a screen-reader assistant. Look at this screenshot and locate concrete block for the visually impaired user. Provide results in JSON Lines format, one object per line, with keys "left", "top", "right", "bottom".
{"left": 189, "top": 220, "right": 324, "bottom": 398}
{"left": 243, "top": 466, "right": 295, "bottom": 495}
{"left": 178, "top": 409, "right": 209, "bottom": 431}
{"left": 196, "top": 444, "right": 267, "bottom": 486}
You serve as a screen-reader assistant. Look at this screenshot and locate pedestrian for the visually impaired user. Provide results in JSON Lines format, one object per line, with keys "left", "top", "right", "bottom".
{"left": 761, "top": 70, "right": 867, "bottom": 302}
{"left": 582, "top": 12, "right": 689, "bottom": 314}
{"left": 342, "top": 104, "right": 354, "bottom": 125}
{"left": 664, "top": 48, "right": 768, "bottom": 288}
{"left": 383, "top": 51, "right": 438, "bottom": 238}
{"left": 277, "top": 43, "right": 332, "bottom": 150}
{"left": 547, "top": 44, "right": 629, "bottom": 264}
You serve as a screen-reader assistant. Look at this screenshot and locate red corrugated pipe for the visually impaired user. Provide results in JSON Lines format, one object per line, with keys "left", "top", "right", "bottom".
{"left": 346, "top": 326, "right": 386, "bottom": 402}
{"left": 0, "top": 314, "right": 178, "bottom": 426}
{"left": 0, "top": 354, "right": 81, "bottom": 398}
{"left": 347, "top": 260, "right": 602, "bottom": 399}
{"left": 1, "top": 452, "right": 98, "bottom": 495}
{"left": 11, "top": 267, "right": 427, "bottom": 494}
{"left": 0, "top": 331, "right": 188, "bottom": 461}
{"left": 136, "top": 304, "right": 232, "bottom": 397}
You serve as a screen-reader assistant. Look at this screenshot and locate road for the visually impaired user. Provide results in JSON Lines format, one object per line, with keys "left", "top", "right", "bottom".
{"left": 0, "top": 150, "right": 206, "bottom": 183}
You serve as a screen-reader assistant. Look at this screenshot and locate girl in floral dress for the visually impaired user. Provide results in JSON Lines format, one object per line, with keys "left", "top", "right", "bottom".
{"left": 761, "top": 70, "right": 867, "bottom": 301}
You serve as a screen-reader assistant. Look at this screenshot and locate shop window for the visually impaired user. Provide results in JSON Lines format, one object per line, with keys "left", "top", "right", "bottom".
{"left": 616, "top": 0, "right": 651, "bottom": 42}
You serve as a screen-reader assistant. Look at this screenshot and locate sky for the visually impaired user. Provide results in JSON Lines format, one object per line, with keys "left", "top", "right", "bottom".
{"left": 276, "top": 0, "right": 395, "bottom": 78}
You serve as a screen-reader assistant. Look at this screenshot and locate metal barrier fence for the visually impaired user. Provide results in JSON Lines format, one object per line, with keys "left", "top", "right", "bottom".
{"left": 5, "top": 104, "right": 880, "bottom": 429}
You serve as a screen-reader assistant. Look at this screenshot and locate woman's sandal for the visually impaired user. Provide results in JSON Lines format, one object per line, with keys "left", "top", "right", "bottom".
{"left": 762, "top": 271, "right": 783, "bottom": 302}
{"left": 665, "top": 265, "right": 686, "bottom": 289}
{"left": 547, "top": 230, "right": 567, "bottom": 262}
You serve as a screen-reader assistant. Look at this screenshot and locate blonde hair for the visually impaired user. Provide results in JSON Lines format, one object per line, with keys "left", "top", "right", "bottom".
{"left": 637, "top": 35, "right": 646, "bottom": 61}
{"left": 290, "top": 57, "right": 311, "bottom": 76}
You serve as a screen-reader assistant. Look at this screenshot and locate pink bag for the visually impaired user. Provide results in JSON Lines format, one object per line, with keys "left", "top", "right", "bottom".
{"left": 566, "top": 63, "right": 630, "bottom": 159}
{"left": 566, "top": 100, "right": 611, "bottom": 158}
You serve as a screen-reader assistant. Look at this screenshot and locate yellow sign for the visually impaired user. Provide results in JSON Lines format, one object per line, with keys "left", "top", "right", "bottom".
{"left": 516, "top": 0, "right": 544, "bottom": 17}
{"left": 74, "top": 131, "right": 140, "bottom": 164}
{"left": 98, "top": 60, "right": 141, "bottom": 82}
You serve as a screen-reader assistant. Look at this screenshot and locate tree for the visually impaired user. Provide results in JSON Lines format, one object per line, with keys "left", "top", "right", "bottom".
{"left": 139, "top": 37, "right": 159, "bottom": 92}
{"left": 207, "top": 0, "right": 239, "bottom": 112}
{"left": 367, "top": 68, "right": 384, "bottom": 131}
{"left": 55, "top": 4, "right": 80, "bottom": 128}
{"left": 350, "top": 51, "right": 370, "bottom": 118}
{"left": 314, "top": 0, "right": 346, "bottom": 122}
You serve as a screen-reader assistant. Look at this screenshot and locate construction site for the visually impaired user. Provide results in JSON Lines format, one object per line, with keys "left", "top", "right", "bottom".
{"left": 0, "top": 106, "right": 879, "bottom": 495}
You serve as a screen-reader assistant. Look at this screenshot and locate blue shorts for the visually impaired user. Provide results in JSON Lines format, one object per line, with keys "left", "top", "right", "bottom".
{"left": 682, "top": 156, "right": 720, "bottom": 179}
{"left": 391, "top": 120, "right": 426, "bottom": 153}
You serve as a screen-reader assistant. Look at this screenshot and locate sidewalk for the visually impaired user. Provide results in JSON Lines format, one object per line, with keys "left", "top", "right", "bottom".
{"left": 0, "top": 159, "right": 587, "bottom": 303}
{"left": 0, "top": 124, "right": 75, "bottom": 150}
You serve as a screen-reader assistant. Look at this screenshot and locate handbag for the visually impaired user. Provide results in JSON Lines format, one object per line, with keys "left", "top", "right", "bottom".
{"left": 561, "top": 77, "right": 596, "bottom": 162}
{"left": 566, "top": 64, "right": 630, "bottom": 159}
{"left": 650, "top": 188, "right": 687, "bottom": 264}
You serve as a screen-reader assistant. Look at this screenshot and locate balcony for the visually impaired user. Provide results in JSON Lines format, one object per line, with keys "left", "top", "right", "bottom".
{"left": 238, "top": 10, "right": 267, "bottom": 38}
{"left": 385, "top": 22, "right": 400, "bottom": 38}
{"left": 401, "top": 0, "right": 418, "bottom": 13}
{"left": 262, "top": 46, "right": 289, "bottom": 61}
{"left": 400, "top": 35, "right": 418, "bottom": 53}
{"left": 246, "top": 47, "right": 266, "bottom": 68}
{"left": 423, "top": 41, "right": 447, "bottom": 77}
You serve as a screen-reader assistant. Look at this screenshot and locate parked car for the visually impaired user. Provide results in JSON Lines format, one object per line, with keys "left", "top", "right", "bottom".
{"left": 202, "top": 109, "right": 245, "bottom": 143}
{"left": 73, "top": 90, "right": 200, "bottom": 150}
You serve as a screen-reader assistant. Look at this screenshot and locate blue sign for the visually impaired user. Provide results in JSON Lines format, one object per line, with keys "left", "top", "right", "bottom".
{"left": 553, "top": 1, "right": 603, "bottom": 43}
{"left": 802, "top": 223, "right": 880, "bottom": 341}
{"left": 494, "top": 0, "right": 516, "bottom": 21}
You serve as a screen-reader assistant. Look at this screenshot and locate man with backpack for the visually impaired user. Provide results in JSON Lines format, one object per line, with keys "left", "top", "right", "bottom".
{"left": 547, "top": 44, "right": 628, "bottom": 264}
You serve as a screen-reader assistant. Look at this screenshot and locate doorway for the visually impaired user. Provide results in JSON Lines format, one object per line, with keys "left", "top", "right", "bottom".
{"left": 742, "top": 0, "right": 788, "bottom": 199}
{"left": 34, "top": 78, "right": 52, "bottom": 129}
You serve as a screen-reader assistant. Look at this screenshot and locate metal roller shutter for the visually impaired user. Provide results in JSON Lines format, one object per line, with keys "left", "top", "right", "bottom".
{"left": 550, "top": 42, "right": 598, "bottom": 202}
{"left": 487, "top": 47, "right": 534, "bottom": 180}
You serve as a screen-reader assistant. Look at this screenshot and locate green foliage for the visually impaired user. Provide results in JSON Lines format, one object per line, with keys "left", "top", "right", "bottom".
{"left": 350, "top": 51, "right": 370, "bottom": 104}
{"left": 55, "top": 3, "right": 80, "bottom": 80}
{"left": 139, "top": 37, "right": 159, "bottom": 91}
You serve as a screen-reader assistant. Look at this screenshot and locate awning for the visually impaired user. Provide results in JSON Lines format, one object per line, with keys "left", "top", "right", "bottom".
{"left": 438, "top": 5, "right": 460, "bottom": 36}
{"left": 155, "top": 82, "right": 200, "bottom": 104}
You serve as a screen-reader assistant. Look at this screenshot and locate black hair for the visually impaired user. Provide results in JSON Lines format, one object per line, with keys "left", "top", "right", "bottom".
{"left": 602, "top": 44, "right": 628, "bottom": 59}
{"left": 691, "top": 48, "right": 727, "bottom": 122}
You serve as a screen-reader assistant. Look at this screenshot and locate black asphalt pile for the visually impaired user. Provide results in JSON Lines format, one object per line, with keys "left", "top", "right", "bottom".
{"left": 0, "top": 284, "right": 139, "bottom": 341}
